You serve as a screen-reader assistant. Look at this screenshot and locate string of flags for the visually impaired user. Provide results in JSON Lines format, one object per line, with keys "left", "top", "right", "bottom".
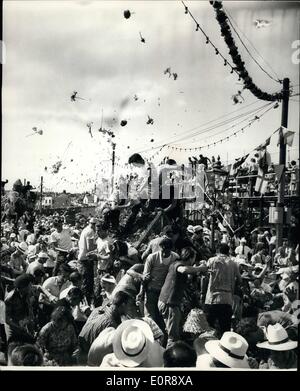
{"left": 277, "top": 126, "right": 295, "bottom": 147}
{"left": 147, "top": 102, "right": 276, "bottom": 157}
{"left": 181, "top": 1, "right": 241, "bottom": 81}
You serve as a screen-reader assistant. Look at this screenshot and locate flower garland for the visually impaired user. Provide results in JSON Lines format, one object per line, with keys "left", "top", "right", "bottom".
{"left": 210, "top": 1, "right": 283, "bottom": 102}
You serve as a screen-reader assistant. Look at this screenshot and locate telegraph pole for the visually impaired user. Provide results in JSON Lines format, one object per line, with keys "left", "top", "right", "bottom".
{"left": 276, "top": 77, "right": 290, "bottom": 249}
{"left": 40, "top": 176, "right": 43, "bottom": 214}
{"left": 111, "top": 142, "right": 116, "bottom": 191}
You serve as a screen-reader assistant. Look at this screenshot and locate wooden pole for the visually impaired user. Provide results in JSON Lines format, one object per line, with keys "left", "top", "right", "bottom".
{"left": 276, "top": 78, "right": 290, "bottom": 249}
{"left": 40, "top": 176, "right": 43, "bottom": 214}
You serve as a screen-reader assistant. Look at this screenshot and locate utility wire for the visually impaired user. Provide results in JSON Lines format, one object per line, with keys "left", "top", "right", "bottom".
{"left": 167, "top": 102, "right": 273, "bottom": 146}
{"left": 141, "top": 102, "right": 274, "bottom": 157}
{"left": 224, "top": 6, "right": 282, "bottom": 84}
{"left": 223, "top": 7, "right": 282, "bottom": 84}
{"left": 170, "top": 102, "right": 275, "bottom": 149}
{"left": 137, "top": 102, "right": 271, "bottom": 155}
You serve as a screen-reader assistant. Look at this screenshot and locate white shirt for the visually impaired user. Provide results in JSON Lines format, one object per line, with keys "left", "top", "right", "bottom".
{"left": 235, "top": 245, "right": 252, "bottom": 259}
{"left": 96, "top": 237, "right": 111, "bottom": 271}
{"left": 78, "top": 226, "right": 96, "bottom": 261}
{"left": 50, "top": 228, "right": 73, "bottom": 252}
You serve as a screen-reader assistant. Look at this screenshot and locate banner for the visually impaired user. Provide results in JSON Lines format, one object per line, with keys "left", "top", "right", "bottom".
{"left": 277, "top": 126, "right": 295, "bottom": 147}
{"left": 255, "top": 168, "right": 268, "bottom": 194}
{"left": 274, "top": 164, "right": 284, "bottom": 182}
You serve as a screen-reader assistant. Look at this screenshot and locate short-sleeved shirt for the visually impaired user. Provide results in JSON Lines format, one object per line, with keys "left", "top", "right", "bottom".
{"left": 50, "top": 229, "right": 73, "bottom": 252}
{"left": 147, "top": 237, "right": 165, "bottom": 254}
{"left": 40, "top": 276, "right": 71, "bottom": 304}
{"left": 112, "top": 264, "right": 144, "bottom": 299}
{"left": 235, "top": 245, "right": 252, "bottom": 259}
{"left": 159, "top": 261, "right": 187, "bottom": 306}
{"left": 205, "top": 255, "right": 240, "bottom": 305}
{"left": 251, "top": 253, "right": 265, "bottom": 265}
{"left": 143, "top": 251, "right": 179, "bottom": 292}
{"left": 96, "top": 237, "right": 111, "bottom": 271}
{"left": 78, "top": 226, "right": 96, "bottom": 261}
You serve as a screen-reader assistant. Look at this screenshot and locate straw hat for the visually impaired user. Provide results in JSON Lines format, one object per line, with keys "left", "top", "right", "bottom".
{"left": 68, "top": 260, "right": 78, "bottom": 270}
{"left": 113, "top": 319, "right": 154, "bottom": 367}
{"left": 256, "top": 323, "right": 298, "bottom": 351}
{"left": 187, "top": 225, "right": 195, "bottom": 234}
{"left": 254, "top": 263, "right": 264, "bottom": 270}
{"left": 101, "top": 274, "right": 116, "bottom": 285}
{"left": 37, "top": 251, "right": 49, "bottom": 259}
{"left": 205, "top": 332, "right": 249, "bottom": 368}
{"left": 17, "top": 242, "right": 28, "bottom": 254}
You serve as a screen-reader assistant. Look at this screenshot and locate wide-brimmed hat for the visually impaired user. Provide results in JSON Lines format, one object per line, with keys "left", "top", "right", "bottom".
{"left": 254, "top": 263, "right": 264, "bottom": 270}
{"left": 194, "top": 225, "right": 203, "bottom": 233}
{"left": 187, "top": 225, "right": 203, "bottom": 234}
{"left": 113, "top": 319, "right": 154, "bottom": 367}
{"left": 17, "top": 242, "right": 28, "bottom": 254}
{"left": 205, "top": 332, "right": 249, "bottom": 368}
{"left": 187, "top": 225, "right": 195, "bottom": 234}
{"left": 37, "top": 251, "right": 49, "bottom": 259}
{"left": 68, "top": 260, "right": 78, "bottom": 270}
{"left": 101, "top": 274, "right": 116, "bottom": 285}
{"left": 256, "top": 323, "right": 298, "bottom": 351}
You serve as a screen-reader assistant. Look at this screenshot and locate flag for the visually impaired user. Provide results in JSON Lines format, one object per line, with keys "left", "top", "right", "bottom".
{"left": 231, "top": 154, "right": 249, "bottom": 176}
{"left": 285, "top": 131, "right": 295, "bottom": 147}
{"left": 274, "top": 164, "right": 284, "bottom": 182}
{"left": 277, "top": 126, "right": 295, "bottom": 147}
{"left": 255, "top": 137, "right": 271, "bottom": 151}
{"left": 255, "top": 168, "right": 268, "bottom": 194}
{"left": 258, "top": 150, "right": 270, "bottom": 173}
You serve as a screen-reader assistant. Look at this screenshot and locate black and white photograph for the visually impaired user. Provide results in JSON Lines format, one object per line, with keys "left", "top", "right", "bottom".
{"left": 0, "top": 0, "right": 299, "bottom": 373}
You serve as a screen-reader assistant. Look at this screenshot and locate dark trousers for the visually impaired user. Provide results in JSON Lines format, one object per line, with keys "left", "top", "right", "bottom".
{"left": 205, "top": 304, "right": 232, "bottom": 337}
{"left": 78, "top": 260, "right": 94, "bottom": 305}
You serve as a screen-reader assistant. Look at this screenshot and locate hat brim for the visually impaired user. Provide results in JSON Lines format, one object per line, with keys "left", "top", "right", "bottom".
{"left": 256, "top": 340, "right": 298, "bottom": 351}
{"left": 205, "top": 340, "right": 249, "bottom": 369}
{"left": 113, "top": 319, "right": 154, "bottom": 368}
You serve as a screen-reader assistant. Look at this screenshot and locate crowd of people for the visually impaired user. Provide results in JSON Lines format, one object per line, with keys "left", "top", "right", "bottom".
{"left": 0, "top": 154, "right": 298, "bottom": 369}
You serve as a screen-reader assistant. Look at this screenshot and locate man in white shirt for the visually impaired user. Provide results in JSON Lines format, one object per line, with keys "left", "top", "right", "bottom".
{"left": 38, "top": 263, "right": 72, "bottom": 323}
{"left": 235, "top": 238, "right": 252, "bottom": 263}
{"left": 78, "top": 218, "right": 98, "bottom": 305}
{"left": 50, "top": 218, "right": 73, "bottom": 254}
{"left": 26, "top": 251, "right": 48, "bottom": 275}
{"left": 95, "top": 223, "right": 111, "bottom": 274}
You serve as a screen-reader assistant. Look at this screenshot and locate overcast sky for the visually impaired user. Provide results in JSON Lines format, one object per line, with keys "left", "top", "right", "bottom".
{"left": 2, "top": 0, "right": 299, "bottom": 192}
